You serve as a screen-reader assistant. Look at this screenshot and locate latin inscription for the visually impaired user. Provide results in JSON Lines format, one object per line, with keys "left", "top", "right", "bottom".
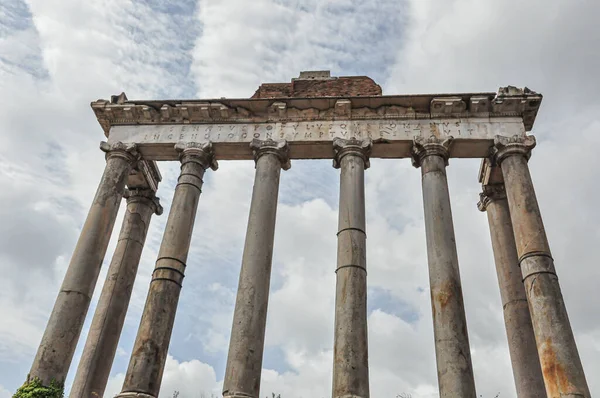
{"left": 109, "top": 118, "right": 525, "bottom": 145}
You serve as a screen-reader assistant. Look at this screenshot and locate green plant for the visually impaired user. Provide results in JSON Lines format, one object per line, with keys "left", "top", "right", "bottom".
{"left": 13, "top": 377, "right": 64, "bottom": 398}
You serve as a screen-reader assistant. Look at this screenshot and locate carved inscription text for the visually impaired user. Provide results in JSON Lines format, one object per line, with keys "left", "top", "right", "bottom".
{"left": 111, "top": 118, "right": 524, "bottom": 145}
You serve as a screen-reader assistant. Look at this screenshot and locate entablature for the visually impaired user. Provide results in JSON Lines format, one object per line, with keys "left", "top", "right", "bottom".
{"left": 92, "top": 86, "right": 542, "bottom": 136}
{"left": 106, "top": 117, "right": 526, "bottom": 161}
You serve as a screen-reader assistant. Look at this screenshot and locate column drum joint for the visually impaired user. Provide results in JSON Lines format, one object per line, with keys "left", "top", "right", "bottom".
{"left": 335, "top": 264, "right": 367, "bottom": 273}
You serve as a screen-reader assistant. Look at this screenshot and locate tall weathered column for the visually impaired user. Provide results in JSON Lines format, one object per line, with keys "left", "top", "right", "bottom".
{"left": 411, "top": 136, "right": 476, "bottom": 398}
{"left": 70, "top": 189, "right": 163, "bottom": 398}
{"left": 493, "top": 135, "right": 590, "bottom": 397}
{"left": 117, "top": 142, "right": 217, "bottom": 398}
{"left": 332, "top": 137, "right": 371, "bottom": 398}
{"left": 223, "top": 139, "right": 290, "bottom": 398}
{"left": 26, "top": 141, "right": 138, "bottom": 388}
{"left": 478, "top": 183, "right": 545, "bottom": 397}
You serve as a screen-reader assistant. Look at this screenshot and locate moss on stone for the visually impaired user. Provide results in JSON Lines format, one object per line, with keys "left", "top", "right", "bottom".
{"left": 13, "top": 377, "right": 64, "bottom": 398}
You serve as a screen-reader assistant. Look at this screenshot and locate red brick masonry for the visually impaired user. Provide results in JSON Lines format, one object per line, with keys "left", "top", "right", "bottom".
{"left": 251, "top": 76, "right": 382, "bottom": 98}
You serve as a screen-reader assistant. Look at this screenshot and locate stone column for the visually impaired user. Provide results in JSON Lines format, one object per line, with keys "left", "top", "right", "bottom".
{"left": 70, "top": 189, "right": 163, "bottom": 398}
{"left": 332, "top": 137, "right": 371, "bottom": 398}
{"left": 223, "top": 139, "right": 290, "bottom": 398}
{"left": 27, "top": 141, "right": 138, "bottom": 387}
{"left": 411, "top": 136, "right": 476, "bottom": 398}
{"left": 117, "top": 142, "right": 217, "bottom": 398}
{"left": 493, "top": 135, "right": 590, "bottom": 397}
{"left": 478, "top": 184, "right": 545, "bottom": 397}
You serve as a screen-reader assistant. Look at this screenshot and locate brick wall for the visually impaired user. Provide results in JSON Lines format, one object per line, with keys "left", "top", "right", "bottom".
{"left": 251, "top": 76, "right": 382, "bottom": 98}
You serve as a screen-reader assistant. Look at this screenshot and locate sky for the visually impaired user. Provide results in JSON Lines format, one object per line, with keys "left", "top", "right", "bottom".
{"left": 1, "top": 0, "right": 600, "bottom": 397}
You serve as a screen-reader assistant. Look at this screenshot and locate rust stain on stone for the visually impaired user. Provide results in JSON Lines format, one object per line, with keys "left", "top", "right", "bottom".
{"left": 430, "top": 123, "right": 440, "bottom": 137}
{"left": 435, "top": 281, "right": 454, "bottom": 310}
{"left": 541, "top": 338, "right": 570, "bottom": 397}
{"left": 340, "top": 273, "right": 348, "bottom": 305}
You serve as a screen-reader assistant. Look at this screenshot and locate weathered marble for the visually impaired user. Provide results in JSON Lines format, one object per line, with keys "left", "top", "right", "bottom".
{"left": 412, "top": 136, "right": 476, "bottom": 398}
{"left": 106, "top": 118, "right": 527, "bottom": 161}
{"left": 28, "top": 141, "right": 138, "bottom": 386}
{"left": 116, "top": 142, "right": 217, "bottom": 398}
{"left": 70, "top": 189, "right": 162, "bottom": 398}
{"left": 493, "top": 135, "right": 590, "bottom": 398}
{"left": 331, "top": 138, "right": 371, "bottom": 398}
{"left": 24, "top": 77, "right": 584, "bottom": 398}
{"left": 93, "top": 85, "right": 542, "bottom": 161}
{"left": 478, "top": 183, "right": 545, "bottom": 397}
{"left": 93, "top": 85, "right": 542, "bottom": 136}
{"left": 223, "top": 139, "right": 290, "bottom": 398}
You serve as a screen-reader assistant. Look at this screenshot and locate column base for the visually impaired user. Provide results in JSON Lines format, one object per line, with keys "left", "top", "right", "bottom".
{"left": 115, "top": 393, "right": 155, "bottom": 398}
{"left": 334, "top": 395, "right": 368, "bottom": 398}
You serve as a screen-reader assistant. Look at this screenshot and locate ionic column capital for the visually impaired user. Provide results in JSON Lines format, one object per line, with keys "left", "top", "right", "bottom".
{"left": 332, "top": 137, "right": 372, "bottom": 169}
{"left": 175, "top": 141, "right": 218, "bottom": 170}
{"left": 492, "top": 135, "right": 536, "bottom": 164}
{"left": 477, "top": 184, "right": 506, "bottom": 212}
{"left": 250, "top": 138, "right": 291, "bottom": 170}
{"left": 411, "top": 135, "right": 453, "bottom": 168}
{"left": 100, "top": 141, "right": 140, "bottom": 164}
{"left": 124, "top": 188, "right": 163, "bottom": 215}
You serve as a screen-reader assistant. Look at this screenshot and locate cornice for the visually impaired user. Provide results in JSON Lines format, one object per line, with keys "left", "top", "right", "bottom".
{"left": 91, "top": 86, "right": 542, "bottom": 136}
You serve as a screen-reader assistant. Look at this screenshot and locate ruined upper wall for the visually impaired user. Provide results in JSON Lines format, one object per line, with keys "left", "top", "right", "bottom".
{"left": 251, "top": 71, "right": 382, "bottom": 98}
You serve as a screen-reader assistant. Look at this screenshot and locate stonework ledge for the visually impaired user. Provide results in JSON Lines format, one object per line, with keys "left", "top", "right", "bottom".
{"left": 332, "top": 137, "right": 372, "bottom": 169}
{"left": 223, "top": 394, "right": 255, "bottom": 398}
{"left": 92, "top": 85, "right": 542, "bottom": 136}
{"left": 334, "top": 395, "right": 369, "bottom": 398}
{"left": 115, "top": 393, "right": 155, "bottom": 398}
{"left": 411, "top": 135, "right": 453, "bottom": 167}
{"left": 250, "top": 138, "right": 291, "bottom": 170}
{"left": 95, "top": 80, "right": 541, "bottom": 161}
{"left": 175, "top": 141, "right": 218, "bottom": 170}
{"left": 132, "top": 159, "right": 162, "bottom": 192}
{"left": 492, "top": 134, "right": 536, "bottom": 164}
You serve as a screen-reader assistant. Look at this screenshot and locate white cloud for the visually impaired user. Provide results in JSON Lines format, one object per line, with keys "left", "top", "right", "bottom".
{"left": 105, "top": 355, "right": 220, "bottom": 398}
{"left": 0, "top": 385, "right": 11, "bottom": 398}
{"left": 192, "top": 0, "right": 406, "bottom": 98}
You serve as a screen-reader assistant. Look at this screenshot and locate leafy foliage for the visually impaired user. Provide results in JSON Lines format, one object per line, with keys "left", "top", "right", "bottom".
{"left": 13, "top": 377, "right": 64, "bottom": 398}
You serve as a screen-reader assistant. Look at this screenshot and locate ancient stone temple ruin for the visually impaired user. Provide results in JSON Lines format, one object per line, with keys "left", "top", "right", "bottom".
{"left": 21, "top": 71, "right": 590, "bottom": 397}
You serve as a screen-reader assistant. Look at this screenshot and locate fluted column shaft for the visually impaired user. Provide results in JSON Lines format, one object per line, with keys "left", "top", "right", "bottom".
{"left": 493, "top": 135, "right": 590, "bottom": 398}
{"left": 332, "top": 138, "right": 371, "bottom": 398}
{"left": 28, "top": 142, "right": 138, "bottom": 386}
{"left": 412, "top": 136, "right": 476, "bottom": 398}
{"left": 223, "top": 139, "right": 290, "bottom": 398}
{"left": 70, "top": 189, "right": 163, "bottom": 398}
{"left": 117, "top": 142, "right": 217, "bottom": 398}
{"left": 478, "top": 184, "right": 545, "bottom": 397}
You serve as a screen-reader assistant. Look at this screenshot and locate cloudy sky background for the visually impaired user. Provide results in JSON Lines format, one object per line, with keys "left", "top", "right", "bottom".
{"left": 1, "top": 0, "right": 599, "bottom": 397}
